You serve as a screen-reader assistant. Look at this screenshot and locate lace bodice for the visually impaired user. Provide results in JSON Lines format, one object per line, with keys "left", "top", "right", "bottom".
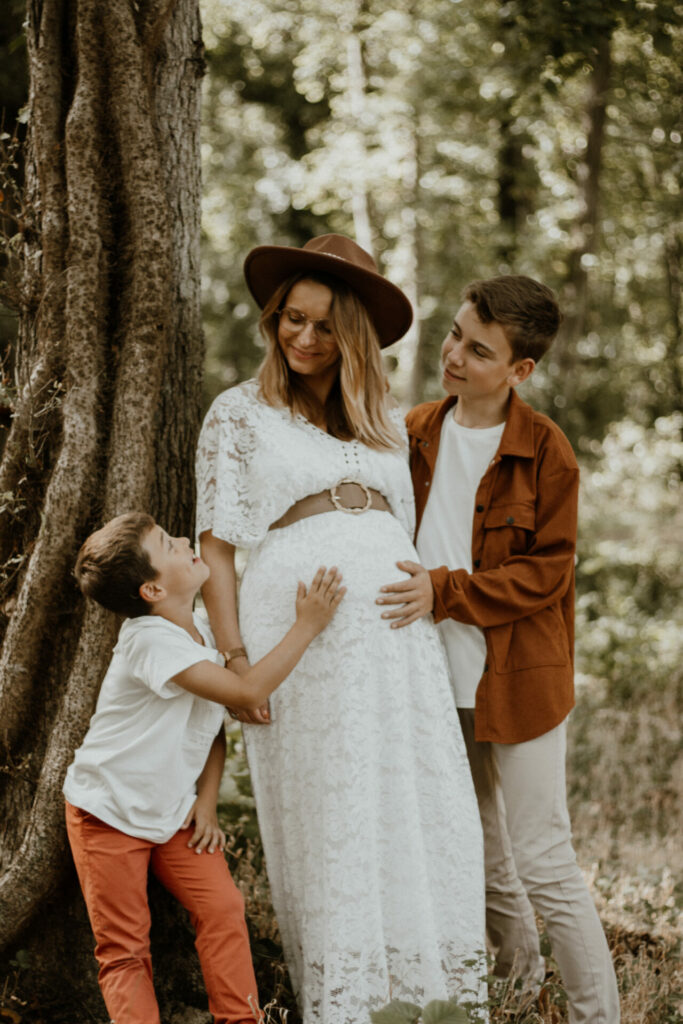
{"left": 195, "top": 380, "right": 415, "bottom": 547}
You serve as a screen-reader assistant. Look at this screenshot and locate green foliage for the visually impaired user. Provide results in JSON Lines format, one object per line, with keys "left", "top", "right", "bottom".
{"left": 422, "top": 1000, "right": 470, "bottom": 1024}
{"left": 575, "top": 413, "right": 682, "bottom": 704}
{"left": 201, "top": 0, "right": 681, "bottom": 453}
{"left": 9, "top": 948, "right": 30, "bottom": 971}
{"left": 369, "top": 997, "right": 471, "bottom": 1024}
{"left": 566, "top": 413, "right": 683, "bottom": 855}
{"left": 370, "top": 1000, "right": 422, "bottom": 1024}
{"left": 0, "top": 1, "right": 27, "bottom": 122}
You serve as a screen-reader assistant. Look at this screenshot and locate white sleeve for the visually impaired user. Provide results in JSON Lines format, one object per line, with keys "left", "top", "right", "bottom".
{"left": 120, "top": 622, "right": 216, "bottom": 699}
{"left": 195, "top": 384, "right": 265, "bottom": 548}
{"left": 387, "top": 405, "right": 416, "bottom": 538}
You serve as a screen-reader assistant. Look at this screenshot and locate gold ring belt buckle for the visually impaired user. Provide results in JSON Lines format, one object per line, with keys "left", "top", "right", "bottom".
{"left": 329, "top": 479, "right": 372, "bottom": 515}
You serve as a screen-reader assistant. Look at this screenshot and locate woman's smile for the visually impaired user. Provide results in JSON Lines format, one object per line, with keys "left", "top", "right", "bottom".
{"left": 277, "top": 279, "right": 341, "bottom": 401}
{"left": 288, "top": 344, "right": 327, "bottom": 361}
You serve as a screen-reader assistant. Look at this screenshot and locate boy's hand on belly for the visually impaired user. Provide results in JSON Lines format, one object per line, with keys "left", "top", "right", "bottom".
{"left": 376, "top": 560, "right": 434, "bottom": 628}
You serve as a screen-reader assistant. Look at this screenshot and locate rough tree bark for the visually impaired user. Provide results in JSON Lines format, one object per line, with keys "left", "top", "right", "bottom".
{"left": 552, "top": 33, "right": 612, "bottom": 432}
{"left": 0, "top": 0, "right": 207, "bottom": 1017}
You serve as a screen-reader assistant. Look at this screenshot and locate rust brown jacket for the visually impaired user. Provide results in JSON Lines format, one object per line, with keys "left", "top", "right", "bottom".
{"left": 407, "top": 389, "right": 579, "bottom": 744}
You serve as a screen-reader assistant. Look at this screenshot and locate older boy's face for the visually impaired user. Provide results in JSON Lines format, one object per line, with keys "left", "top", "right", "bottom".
{"left": 441, "top": 301, "right": 527, "bottom": 402}
{"left": 141, "top": 525, "right": 209, "bottom": 600}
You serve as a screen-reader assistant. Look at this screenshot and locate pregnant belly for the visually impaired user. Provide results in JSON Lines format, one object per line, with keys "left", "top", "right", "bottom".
{"left": 241, "top": 508, "right": 415, "bottom": 618}
{"left": 238, "top": 506, "right": 450, "bottom": 734}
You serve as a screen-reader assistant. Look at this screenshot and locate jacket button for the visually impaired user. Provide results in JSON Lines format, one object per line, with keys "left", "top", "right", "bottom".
{"left": 473, "top": 559, "right": 481, "bottom": 568}
{"left": 425, "top": 480, "right": 430, "bottom": 486}
{"left": 484, "top": 663, "right": 489, "bottom": 672}
{"left": 506, "top": 515, "right": 514, "bottom": 524}
{"left": 421, "top": 441, "right": 429, "bottom": 447}
{"left": 476, "top": 504, "right": 484, "bottom": 513}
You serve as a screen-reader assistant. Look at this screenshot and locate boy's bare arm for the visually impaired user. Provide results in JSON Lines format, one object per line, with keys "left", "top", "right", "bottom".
{"left": 174, "top": 567, "right": 345, "bottom": 708}
{"left": 182, "top": 725, "right": 226, "bottom": 854}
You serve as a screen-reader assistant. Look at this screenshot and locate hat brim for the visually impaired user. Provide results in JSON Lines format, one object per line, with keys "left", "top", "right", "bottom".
{"left": 243, "top": 245, "right": 413, "bottom": 348}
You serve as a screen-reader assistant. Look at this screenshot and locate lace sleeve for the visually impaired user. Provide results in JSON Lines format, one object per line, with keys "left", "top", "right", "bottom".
{"left": 387, "top": 404, "right": 416, "bottom": 539}
{"left": 195, "top": 385, "right": 264, "bottom": 547}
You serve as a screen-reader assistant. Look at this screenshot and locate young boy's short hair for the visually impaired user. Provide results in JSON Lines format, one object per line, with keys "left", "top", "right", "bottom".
{"left": 463, "top": 275, "right": 562, "bottom": 364}
{"left": 75, "top": 512, "right": 158, "bottom": 618}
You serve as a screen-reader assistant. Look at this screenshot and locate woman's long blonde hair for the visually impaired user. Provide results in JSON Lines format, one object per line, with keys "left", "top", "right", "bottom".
{"left": 257, "top": 273, "right": 403, "bottom": 450}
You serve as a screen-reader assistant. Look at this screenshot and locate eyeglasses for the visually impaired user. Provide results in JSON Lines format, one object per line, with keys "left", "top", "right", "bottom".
{"left": 278, "top": 307, "right": 335, "bottom": 342}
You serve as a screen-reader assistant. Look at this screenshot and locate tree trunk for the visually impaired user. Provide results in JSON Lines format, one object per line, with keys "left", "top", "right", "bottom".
{"left": 343, "top": 1, "right": 374, "bottom": 255}
{"left": 497, "top": 106, "right": 525, "bottom": 267}
{"left": 552, "top": 33, "right": 611, "bottom": 431}
{"left": 402, "top": 117, "right": 424, "bottom": 408}
{"left": 662, "top": 225, "right": 682, "bottom": 415}
{"left": 0, "top": 0, "right": 207, "bottom": 1017}
{"left": 391, "top": 1, "right": 424, "bottom": 407}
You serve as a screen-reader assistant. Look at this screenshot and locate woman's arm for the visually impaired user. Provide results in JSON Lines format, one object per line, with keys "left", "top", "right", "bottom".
{"left": 199, "top": 530, "right": 245, "bottom": 658}
{"left": 199, "top": 529, "right": 268, "bottom": 724}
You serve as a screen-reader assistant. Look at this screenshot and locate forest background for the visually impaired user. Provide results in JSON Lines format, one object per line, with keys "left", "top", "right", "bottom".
{"left": 0, "top": 0, "right": 681, "bottom": 1021}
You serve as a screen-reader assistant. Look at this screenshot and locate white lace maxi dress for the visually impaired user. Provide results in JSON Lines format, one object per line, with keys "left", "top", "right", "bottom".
{"left": 196, "top": 380, "right": 487, "bottom": 1024}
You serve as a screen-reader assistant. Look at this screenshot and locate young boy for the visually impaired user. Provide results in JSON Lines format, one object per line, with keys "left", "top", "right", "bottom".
{"left": 64, "top": 511, "right": 344, "bottom": 1024}
{"left": 377, "top": 277, "right": 619, "bottom": 1024}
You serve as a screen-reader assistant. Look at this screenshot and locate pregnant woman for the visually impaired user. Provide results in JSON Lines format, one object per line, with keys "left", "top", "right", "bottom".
{"left": 196, "top": 234, "right": 487, "bottom": 1024}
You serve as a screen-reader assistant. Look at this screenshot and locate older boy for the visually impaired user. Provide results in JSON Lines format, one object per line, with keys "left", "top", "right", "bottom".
{"left": 377, "top": 277, "right": 619, "bottom": 1023}
{"left": 64, "top": 512, "right": 343, "bottom": 1024}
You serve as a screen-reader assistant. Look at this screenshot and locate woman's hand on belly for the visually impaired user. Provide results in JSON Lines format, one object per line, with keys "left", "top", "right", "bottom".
{"left": 376, "top": 559, "right": 435, "bottom": 628}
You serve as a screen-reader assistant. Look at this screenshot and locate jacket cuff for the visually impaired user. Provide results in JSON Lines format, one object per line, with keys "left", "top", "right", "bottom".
{"left": 429, "top": 565, "right": 455, "bottom": 624}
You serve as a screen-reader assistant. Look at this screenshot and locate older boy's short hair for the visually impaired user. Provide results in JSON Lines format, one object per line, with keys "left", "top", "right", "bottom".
{"left": 75, "top": 512, "right": 158, "bottom": 618}
{"left": 463, "top": 275, "right": 562, "bottom": 363}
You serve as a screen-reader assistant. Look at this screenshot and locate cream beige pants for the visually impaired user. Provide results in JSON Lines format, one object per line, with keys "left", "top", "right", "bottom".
{"left": 458, "top": 710, "right": 620, "bottom": 1024}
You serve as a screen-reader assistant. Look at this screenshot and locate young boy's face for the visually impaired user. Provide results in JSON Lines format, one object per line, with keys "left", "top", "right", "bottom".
{"left": 141, "top": 524, "right": 209, "bottom": 603}
{"left": 441, "top": 301, "right": 530, "bottom": 402}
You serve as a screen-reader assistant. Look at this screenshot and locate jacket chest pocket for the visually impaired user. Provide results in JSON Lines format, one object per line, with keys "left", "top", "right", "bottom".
{"left": 482, "top": 502, "right": 535, "bottom": 562}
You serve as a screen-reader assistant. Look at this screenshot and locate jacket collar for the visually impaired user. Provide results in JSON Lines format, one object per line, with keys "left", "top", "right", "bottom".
{"left": 410, "top": 389, "right": 535, "bottom": 458}
{"left": 409, "top": 396, "right": 456, "bottom": 442}
{"left": 498, "top": 389, "right": 536, "bottom": 458}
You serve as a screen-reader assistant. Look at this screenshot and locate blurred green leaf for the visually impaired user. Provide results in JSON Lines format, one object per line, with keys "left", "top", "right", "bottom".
{"left": 422, "top": 999, "right": 470, "bottom": 1023}
{"left": 370, "top": 1000, "right": 422, "bottom": 1024}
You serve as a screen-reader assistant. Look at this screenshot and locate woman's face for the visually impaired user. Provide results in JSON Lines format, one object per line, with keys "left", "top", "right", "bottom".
{"left": 277, "top": 279, "right": 340, "bottom": 391}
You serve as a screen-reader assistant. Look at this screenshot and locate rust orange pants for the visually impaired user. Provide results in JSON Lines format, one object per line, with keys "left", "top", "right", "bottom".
{"left": 65, "top": 802, "right": 262, "bottom": 1024}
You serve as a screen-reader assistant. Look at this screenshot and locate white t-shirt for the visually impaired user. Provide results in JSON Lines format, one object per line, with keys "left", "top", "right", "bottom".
{"left": 416, "top": 413, "right": 504, "bottom": 707}
{"left": 63, "top": 613, "right": 226, "bottom": 843}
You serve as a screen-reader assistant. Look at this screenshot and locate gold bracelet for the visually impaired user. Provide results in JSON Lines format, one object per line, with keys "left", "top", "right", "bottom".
{"left": 222, "top": 646, "right": 247, "bottom": 665}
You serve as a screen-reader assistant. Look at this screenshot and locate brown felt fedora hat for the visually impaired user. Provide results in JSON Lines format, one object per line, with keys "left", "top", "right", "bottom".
{"left": 243, "top": 234, "right": 413, "bottom": 348}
